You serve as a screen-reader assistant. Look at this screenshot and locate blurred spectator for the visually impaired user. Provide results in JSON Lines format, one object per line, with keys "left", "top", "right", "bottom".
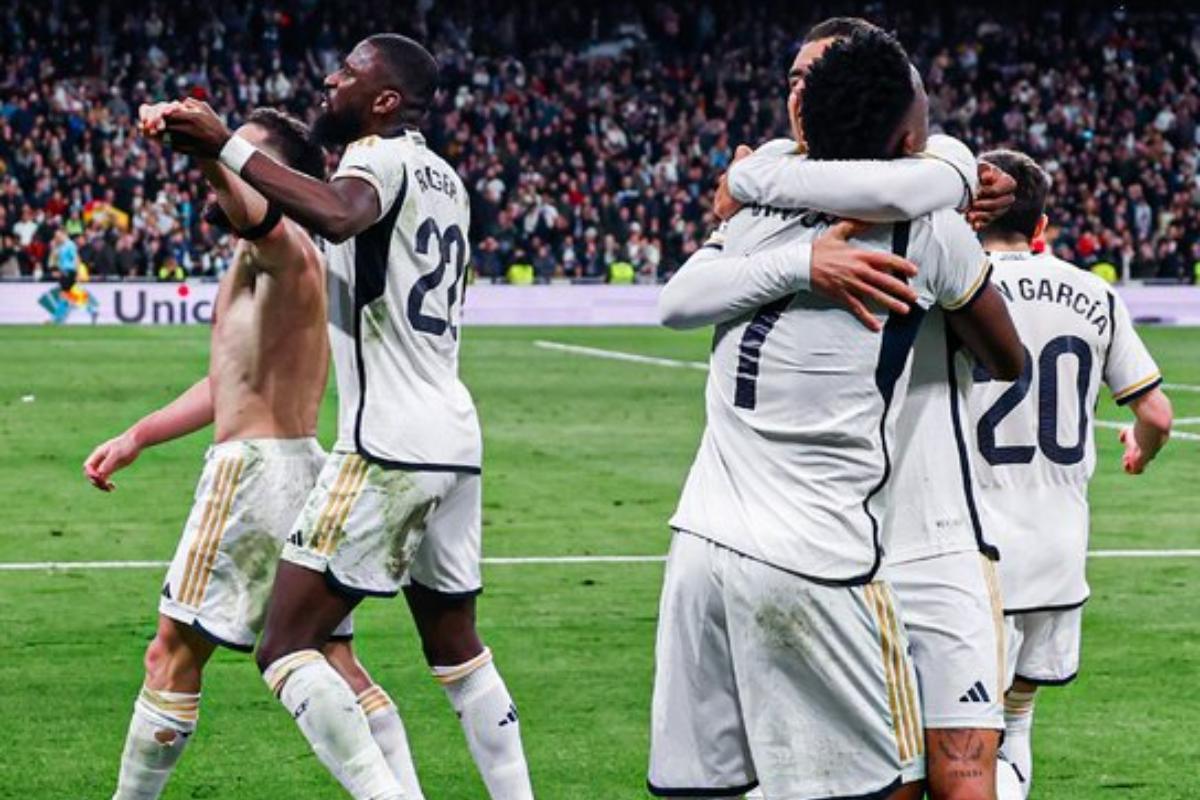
{"left": 0, "top": 0, "right": 1196, "bottom": 284}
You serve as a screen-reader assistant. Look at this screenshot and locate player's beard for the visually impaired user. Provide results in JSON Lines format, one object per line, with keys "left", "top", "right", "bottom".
{"left": 312, "top": 104, "right": 363, "bottom": 147}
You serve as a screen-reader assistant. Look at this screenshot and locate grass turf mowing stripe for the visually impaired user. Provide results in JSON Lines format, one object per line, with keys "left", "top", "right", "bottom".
{"left": 3, "top": 551, "right": 1199, "bottom": 572}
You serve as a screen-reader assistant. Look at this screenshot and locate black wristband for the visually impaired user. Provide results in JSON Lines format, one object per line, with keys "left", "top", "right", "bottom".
{"left": 237, "top": 203, "right": 283, "bottom": 240}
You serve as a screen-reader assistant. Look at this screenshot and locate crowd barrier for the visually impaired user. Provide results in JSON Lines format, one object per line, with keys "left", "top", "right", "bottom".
{"left": 1, "top": 281, "right": 1198, "bottom": 326}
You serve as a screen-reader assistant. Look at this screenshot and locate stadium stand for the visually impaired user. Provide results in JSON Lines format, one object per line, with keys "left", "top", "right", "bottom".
{"left": 0, "top": 1, "right": 1196, "bottom": 283}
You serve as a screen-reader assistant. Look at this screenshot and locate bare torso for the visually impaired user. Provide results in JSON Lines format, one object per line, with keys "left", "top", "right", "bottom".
{"left": 209, "top": 221, "right": 328, "bottom": 442}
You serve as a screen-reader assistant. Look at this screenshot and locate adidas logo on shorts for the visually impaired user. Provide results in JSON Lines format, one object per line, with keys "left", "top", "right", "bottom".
{"left": 958, "top": 681, "right": 991, "bottom": 703}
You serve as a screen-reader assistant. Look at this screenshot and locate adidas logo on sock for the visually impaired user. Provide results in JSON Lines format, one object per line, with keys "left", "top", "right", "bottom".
{"left": 288, "top": 530, "right": 304, "bottom": 547}
{"left": 498, "top": 703, "right": 519, "bottom": 727}
{"left": 958, "top": 681, "right": 991, "bottom": 703}
{"left": 293, "top": 699, "right": 309, "bottom": 720}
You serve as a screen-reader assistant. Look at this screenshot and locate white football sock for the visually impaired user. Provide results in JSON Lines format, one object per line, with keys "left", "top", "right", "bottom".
{"left": 358, "top": 685, "right": 425, "bottom": 800}
{"left": 264, "top": 650, "right": 404, "bottom": 800}
{"left": 112, "top": 686, "right": 199, "bottom": 800}
{"left": 433, "top": 648, "right": 533, "bottom": 800}
{"left": 1001, "top": 688, "right": 1037, "bottom": 799}
{"left": 996, "top": 753, "right": 1025, "bottom": 800}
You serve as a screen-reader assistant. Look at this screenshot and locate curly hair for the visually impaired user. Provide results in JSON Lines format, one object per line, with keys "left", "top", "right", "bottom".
{"left": 979, "top": 149, "right": 1051, "bottom": 241}
{"left": 803, "top": 17, "right": 878, "bottom": 44}
{"left": 799, "top": 28, "right": 916, "bottom": 161}
{"left": 244, "top": 107, "right": 326, "bottom": 181}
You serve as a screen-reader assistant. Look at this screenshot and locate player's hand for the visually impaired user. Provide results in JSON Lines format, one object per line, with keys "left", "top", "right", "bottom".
{"left": 161, "top": 98, "right": 232, "bottom": 158}
{"left": 1119, "top": 427, "right": 1150, "bottom": 475}
{"left": 138, "top": 102, "right": 183, "bottom": 137}
{"left": 83, "top": 433, "right": 141, "bottom": 492}
{"left": 713, "top": 144, "right": 753, "bottom": 221}
{"left": 966, "top": 163, "right": 1017, "bottom": 230}
{"left": 811, "top": 220, "right": 919, "bottom": 332}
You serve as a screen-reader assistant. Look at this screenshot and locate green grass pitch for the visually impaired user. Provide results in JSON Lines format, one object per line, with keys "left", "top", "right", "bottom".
{"left": 0, "top": 324, "right": 1197, "bottom": 799}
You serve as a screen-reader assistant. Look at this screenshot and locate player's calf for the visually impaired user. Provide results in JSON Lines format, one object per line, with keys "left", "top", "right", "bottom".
{"left": 405, "top": 584, "right": 533, "bottom": 800}
{"left": 925, "top": 728, "right": 1001, "bottom": 800}
{"left": 257, "top": 563, "right": 403, "bottom": 800}
{"left": 112, "top": 617, "right": 215, "bottom": 800}
{"left": 325, "top": 640, "right": 427, "bottom": 800}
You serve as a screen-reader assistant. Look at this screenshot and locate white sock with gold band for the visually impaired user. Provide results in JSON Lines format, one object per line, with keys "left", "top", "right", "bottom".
{"left": 264, "top": 650, "right": 403, "bottom": 800}
{"left": 111, "top": 686, "right": 199, "bottom": 800}
{"left": 358, "top": 685, "right": 425, "bottom": 799}
{"left": 433, "top": 648, "right": 534, "bottom": 800}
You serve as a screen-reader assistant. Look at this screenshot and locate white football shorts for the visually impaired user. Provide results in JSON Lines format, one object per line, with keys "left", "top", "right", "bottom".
{"left": 1005, "top": 606, "right": 1083, "bottom": 687}
{"left": 883, "top": 550, "right": 1005, "bottom": 730}
{"left": 281, "top": 450, "right": 482, "bottom": 598}
{"left": 159, "top": 438, "right": 352, "bottom": 651}
{"left": 649, "top": 531, "right": 925, "bottom": 799}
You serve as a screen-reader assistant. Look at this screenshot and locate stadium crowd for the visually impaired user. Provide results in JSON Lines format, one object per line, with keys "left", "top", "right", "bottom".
{"left": 0, "top": 1, "right": 1197, "bottom": 283}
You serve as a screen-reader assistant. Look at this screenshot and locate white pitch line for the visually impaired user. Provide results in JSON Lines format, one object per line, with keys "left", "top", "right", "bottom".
{"left": 1088, "top": 550, "right": 1200, "bottom": 558}
{"left": 1164, "top": 383, "right": 1200, "bottom": 393}
{"left": 534, "top": 340, "right": 707, "bottom": 371}
{"left": 538, "top": 340, "right": 1200, "bottom": 444}
{"left": 3, "top": 551, "right": 1199, "bottom": 573}
{"left": 1094, "top": 420, "right": 1200, "bottom": 442}
{"left": 1172, "top": 417, "right": 1200, "bottom": 425}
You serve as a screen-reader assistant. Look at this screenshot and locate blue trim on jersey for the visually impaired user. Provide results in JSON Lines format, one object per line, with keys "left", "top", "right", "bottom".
{"left": 945, "top": 328, "right": 1000, "bottom": 561}
{"left": 859, "top": 221, "right": 922, "bottom": 582}
{"left": 1114, "top": 376, "right": 1162, "bottom": 407}
{"left": 1004, "top": 597, "right": 1088, "bottom": 616}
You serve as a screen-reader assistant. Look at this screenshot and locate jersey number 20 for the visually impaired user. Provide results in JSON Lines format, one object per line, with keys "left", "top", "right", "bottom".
{"left": 973, "top": 334, "right": 1093, "bottom": 467}
{"left": 407, "top": 217, "right": 467, "bottom": 339}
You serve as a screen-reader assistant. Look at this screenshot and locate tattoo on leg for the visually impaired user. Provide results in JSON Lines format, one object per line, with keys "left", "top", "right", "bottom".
{"left": 936, "top": 730, "right": 988, "bottom": 780}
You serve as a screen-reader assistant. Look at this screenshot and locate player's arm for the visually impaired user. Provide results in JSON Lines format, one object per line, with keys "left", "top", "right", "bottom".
{"left": 727, "top": 135, "right": 979, "bottom": 222}
{"left": 1119, "top": 388, "right": 1172, "bottom": 475}
{"left": 84, "top": 378, "right": 215, "bottom": 492}
{"left": 159, "top": 99, "right": 379, "bottom": 243}
{"left": 945, "top": 283, "right": 1024, "bottom": 381}
{"left": 197, "top": 159, "right": 308, "bottom": 274}
{"left": 1105, "top": 291, "right": 1172, "bottom": 474}
{"left": 660, "top": 221, "right": 917, "bottom": 332}
{"left": 934, "top": 211, "right": 1025, "bottom": 380}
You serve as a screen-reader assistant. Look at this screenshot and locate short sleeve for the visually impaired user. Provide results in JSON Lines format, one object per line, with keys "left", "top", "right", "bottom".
{"left": 332, "top": 135, "right": 408, "bottom": 222}
{"left": 1104, "top": 292, "right": 1162, "bottom": 405}
{"left": 928, "top": 209, "right": 992, "bottom": 311}
{"left": 920, "top": 134, "right": 978, "bottom": 210}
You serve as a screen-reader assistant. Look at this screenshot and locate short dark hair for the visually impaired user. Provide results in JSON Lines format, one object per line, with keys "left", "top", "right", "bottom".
{"left": 366, "top": 33, "right": 439, "bottom": 115}
{"left": 803, "top": 17, "right": 879, "bottom": 44}
{"left": 801, "top": 28, "right": 916, "bottom": 160}
{"left": 243, "top": 107, "right": 325, "bottom": 180}
{"left": 979, "top": 149, "right": 1051, "bottom": 241}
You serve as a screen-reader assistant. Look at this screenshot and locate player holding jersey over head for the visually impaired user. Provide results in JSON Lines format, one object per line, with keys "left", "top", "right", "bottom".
{"left": 161, "top": 34, "right": 532, "bottom": 800}
{"left": 969, "top": 149, "right": 1173, "bottom": 798}
{"left": 674, "top": 17, "right": 1023, "bottom": 800}
{"left": 86, "top": 106, "right": 423, "bottom": 800}
{"left": 650, "top": 28, "right": 1023, "bottom": 800}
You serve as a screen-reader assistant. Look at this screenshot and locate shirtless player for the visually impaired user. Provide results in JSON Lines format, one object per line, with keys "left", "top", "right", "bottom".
{"left": 84, "top": 106, "right": 424, "bottom": 800}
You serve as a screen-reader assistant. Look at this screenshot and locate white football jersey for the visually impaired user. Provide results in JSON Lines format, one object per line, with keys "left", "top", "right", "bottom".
{"left": 669, "top": 205, "right": 992, "bottom": 583}
{"left": 881, "top": 307, "right": 997, "bottom": 565}
{"left": 324, "top": 131, "right": 481, "bottom": 473}
{"left": 967, "top": 250, "right": 1160, "bottom": 611}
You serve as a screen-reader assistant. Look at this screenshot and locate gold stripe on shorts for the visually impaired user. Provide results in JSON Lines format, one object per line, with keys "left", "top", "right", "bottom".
{"left": 866, "top": 583, "right": 909, "bottom": 762}
{"left": 319, "top": 456, "right": 369, "bottom": 555}
{"left": 881, "top": 584, "right": 923, "bottom": 757}
{"left": 982, "top": 555, "right": 1006, "bottom": 695}
{"left": 178, "top": 459, "right": 234, "bottom": 606}
{"left": 188, "top": 457, "right": 246, "bottom": 606}
{"left": 309, "top": 457, "right": 358, "bottom": 552}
